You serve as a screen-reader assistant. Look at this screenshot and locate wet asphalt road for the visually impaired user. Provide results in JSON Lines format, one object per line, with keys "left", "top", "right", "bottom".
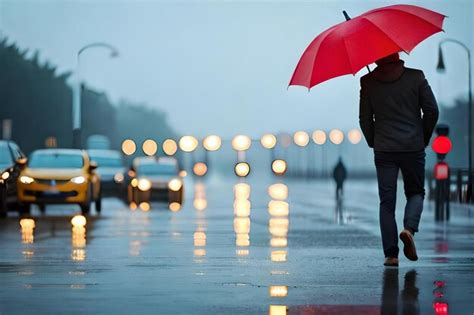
{"left": 0, "top": 177, "right": 473, "bottom": 314}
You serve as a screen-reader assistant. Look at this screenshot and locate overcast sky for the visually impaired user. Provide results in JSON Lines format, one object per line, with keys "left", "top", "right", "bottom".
{"left": 1, "top": 0, "right": 473, "bottom": 138}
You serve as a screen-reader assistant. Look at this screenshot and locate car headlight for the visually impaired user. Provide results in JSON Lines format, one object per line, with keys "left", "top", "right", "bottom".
{"left": 137, "top": 178, "right": 152, "bottom": 191}
{"left": 19, "top": 176, "right": 35, "bottom": 184}
{"left": 1, "top": 171, "right": 9, "bottom": 180}
{"left": 114, "top": 173, "right": 124, "bottom": 183}
{"left": 168, "top": 178, "right": 182, "bottom": 192}
{"left": 70, "top": 176, "right": 86, "bottom": 184}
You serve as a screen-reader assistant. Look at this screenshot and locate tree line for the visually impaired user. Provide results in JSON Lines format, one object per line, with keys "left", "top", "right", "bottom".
{"left": 0, "top": 39, "right": 178, "bottom": 155}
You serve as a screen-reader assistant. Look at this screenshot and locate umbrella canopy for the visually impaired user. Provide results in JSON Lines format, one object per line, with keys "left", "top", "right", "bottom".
{"left": 289, "top": 5, "right": 445, "bottom": 89}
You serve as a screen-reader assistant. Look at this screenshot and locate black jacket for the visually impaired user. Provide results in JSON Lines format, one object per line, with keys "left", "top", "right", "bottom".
{"left": 333, "top": 161, "right": 347, "bottom": 185}
{"left": 359, "top": 60, "right": 439, "bottom": 152}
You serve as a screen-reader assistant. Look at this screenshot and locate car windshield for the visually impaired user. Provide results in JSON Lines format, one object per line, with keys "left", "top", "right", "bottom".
{"left": 137, "top": 163, "right": 177, "bottom": 176}
{"left": 29, "top": 152, "right": 84, "bottom": 169}
{"left": 0, "top": 143, "right": 13, "bottom": 167}
{"left": 90, "top": 156, "right": 123, "bottom": 167}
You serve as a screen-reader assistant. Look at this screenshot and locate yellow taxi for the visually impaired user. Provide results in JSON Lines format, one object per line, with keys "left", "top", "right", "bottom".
{"left": 17, "top": 149, "right": 101, "bottom": 214}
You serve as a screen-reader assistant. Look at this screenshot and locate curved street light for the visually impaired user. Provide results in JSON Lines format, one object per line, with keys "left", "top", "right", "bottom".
{"left": 437, "top": 38, "right": 472, "bottom": 202}
{"left": 73, "top": 42, "right": 119, "bottom": 148}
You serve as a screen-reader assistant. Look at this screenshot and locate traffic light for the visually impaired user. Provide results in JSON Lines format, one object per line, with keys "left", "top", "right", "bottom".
{"left": 434, "top": 161, "right": 449, "bottom": 180}
{"left": 431, "top": 124, "right": 452, "bottom": 160}
{"left": 432, "top": 124, "right": 452, "bottom": 221}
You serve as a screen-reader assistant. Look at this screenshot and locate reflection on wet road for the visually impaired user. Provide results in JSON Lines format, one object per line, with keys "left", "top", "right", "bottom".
{"left": 268, "top": 182, "right": 289, "bottom": 313}
{"left": 234, "top": 182, "right": 251, "bottom": 257}
{"left": 0, "top": 178, "right": 473, "bottom": 314}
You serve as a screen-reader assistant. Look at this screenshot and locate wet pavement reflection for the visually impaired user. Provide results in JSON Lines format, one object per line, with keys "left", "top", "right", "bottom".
{"left": 0, "top": 178, "right": 472, "bottom": 314}
{"left": 194, "top": 181, "right": 207, "bottom": 260}
{"left": 381, "top": 269, "right": 420, "bottom": 315}
{"left": 268, "top": 182, "right": 289, "bottom": 313}
{"left": 71, "top": 215, "right": 87, "bottom": 261}
{"left": 234, "top": 182, "right": 250, "bottom": 256}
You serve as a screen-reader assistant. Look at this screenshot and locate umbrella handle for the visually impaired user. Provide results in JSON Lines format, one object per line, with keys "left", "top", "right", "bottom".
{"left": 343, "top": 10, "right": 351, "bottom": 21}
{"left": 343, "top": 10, "right": 371, "bottom": 73}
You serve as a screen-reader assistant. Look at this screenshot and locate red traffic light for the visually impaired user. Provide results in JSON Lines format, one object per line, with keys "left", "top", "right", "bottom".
{"left": 434, "top": 162, "right": 449, "bottom": 180}
{"left": 432, "top": 136, "right": 452, "bottom": 154}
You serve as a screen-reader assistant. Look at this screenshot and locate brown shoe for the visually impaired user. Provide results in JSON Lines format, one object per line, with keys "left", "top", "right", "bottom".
{"left": 400, "top": 229, "right": 418, "bottom": 261}
{"left": 384, "top": 257, "right": 399, "bottom": 267}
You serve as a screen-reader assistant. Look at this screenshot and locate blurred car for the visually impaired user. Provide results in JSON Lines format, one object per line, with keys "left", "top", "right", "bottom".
{"left": 88, "top": 149, "right": 126, "bottom": 195}
{"left": 86, "top": 134, "right": 111, "bottom": 150}
{"left": 17, "top": 149, "right": 101, "bottom": 214}
{"left": 128, "top": 157, "right": 184, "bottom": 205}
{"left": 0, "top": 140, "right": 26, "bottom": 217}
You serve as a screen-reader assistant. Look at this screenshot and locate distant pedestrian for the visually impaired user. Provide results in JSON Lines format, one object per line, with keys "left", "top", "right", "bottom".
{"left": 332, "top": 158, "right": 347, "bottom": 200}
{"left": 359, "top": 53, "right": 439, "bottom": 267}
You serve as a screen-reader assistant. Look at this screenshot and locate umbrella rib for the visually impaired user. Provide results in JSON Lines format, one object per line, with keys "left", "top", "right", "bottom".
{"left": 341, "top": 38, "right": 356, "bottom": 74}
{"left": 381, "top": 7, "right": 445, "bottom": 30}
{"left": 361, "top": 17, "right": 407, "bottom": 53}
{"left": 307, "top": 30, "right": 335, "bottom": 88}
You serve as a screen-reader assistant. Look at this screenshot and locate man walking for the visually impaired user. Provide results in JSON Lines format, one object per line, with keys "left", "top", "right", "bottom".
{"left": 332, "top": 158, "right": 347, "bottom": 200}
{"left": 359, "top": 53, "right": 439, "bottom": 267}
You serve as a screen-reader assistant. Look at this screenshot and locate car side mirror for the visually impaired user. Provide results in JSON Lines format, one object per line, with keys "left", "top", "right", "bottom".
{"left": 89, "top": 161, "right": 98, "bottom": 172}
{"left": 16, "top": 158, "right": 27, "bottom": 169}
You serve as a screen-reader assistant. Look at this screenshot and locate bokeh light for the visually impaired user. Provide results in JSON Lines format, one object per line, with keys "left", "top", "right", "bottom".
{"left": 347, "top": 129, "right": 362, "bottom": 144}
{"left": 233, "top": 217, "right": 251, "bottom": 234}
{"left": 232, "top": 135, "right": 251, "bottom": 151}
{"left": 268, "top": 183, "right": 288, "bottom": 200}
{"left": 121, "top": 139, "right": 136, "bottom": 155}
{"left": 71, "top": 215, "right": 87, "bottom": 227}
{"left": 168, "top": 178, "right": 183, "bottom": 191}
{"left": 139, "top": 202, "right": 150, "bottom": 212}
{"left": 260, "top": 134, "right": 277, "bottom": 149}
{"left": 234, "top": 183, "right": 251, "bottom": 200}
{"left": 270, "top": 237, "right": 288, "bottom": 247}
{"left": 268, "top": 200, "right": 289, "bottom": 216}
{"left": 20, "top": 218, "right": 35, "bottom": 244}
{"left": 269, "top": 305, "right": 287, "bottom": 315}
{"left": 163, "top": 139, "right": 178, "bottom": 156}
{"left": 269, "top": 286, "right": 288, "bottom": 297}
{"left": 142, "top": 139, "right": 158, "bottom": 156}
{"left": 271, "top": 250, "right": 287, "bottom": 262}
{"left": 193, "top": 199, "right": 207, "bottom": 211}
{"left": 271, "top": 159, "right": 287, "bottom": 176}
{"left": 179, "top": 136, "right": 198, "bottom": 152}
{"left": 312, "top": 130, "right": 327, "bottom": 145}
{"left": 194, "top": 231, "right": 207, "bottom": 247}
{"left": 203, "top": 135, "right": 222, "bottom": 151}
{"left": 329, "top": 129, "right": 344, "bottom": 145}
{"left": 234, "top": 162, "right": 251, "bottom": 177}
{"left": 20, "top": 218, "right": 35, "bottom": 230}
{"left": 137, "top": 178, "right": 152, "bottom": 191}
{"left": 234, "top": 199, "right": 251, "bottom": 217}
{"left": 293, "top": 131, "right": 310, "bottom": 147}
{"left": 169, "top": 202, "right": 181, "bottom": 212}
{"left": 193, "top": 162, "right": 208, "bottom": 177}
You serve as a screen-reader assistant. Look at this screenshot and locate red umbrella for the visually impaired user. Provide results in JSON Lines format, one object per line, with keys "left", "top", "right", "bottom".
{"left": 289, "top": 5, "right": 446, "bottom": 89}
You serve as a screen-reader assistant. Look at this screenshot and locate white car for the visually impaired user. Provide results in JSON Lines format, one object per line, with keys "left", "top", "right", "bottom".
{"left": 128, "top": 157, "right": 184, "bottom": 205}
{"left": 88, "top": 149, "right": 126, "bottom": 195}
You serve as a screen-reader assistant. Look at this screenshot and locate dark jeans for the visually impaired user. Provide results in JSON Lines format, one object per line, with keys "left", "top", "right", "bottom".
{"left": 374, "top": 150, "right": 425, "bottom": 258}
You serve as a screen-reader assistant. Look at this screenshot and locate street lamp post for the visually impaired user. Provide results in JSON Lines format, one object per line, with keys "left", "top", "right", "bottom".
{"left": 437, "top": 39, "right": 472, "bottom": 202}
{"left": 73, "top": 42, "right": 119, "bottom": 149}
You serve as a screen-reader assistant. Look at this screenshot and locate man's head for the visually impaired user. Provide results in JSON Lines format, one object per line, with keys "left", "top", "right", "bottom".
{"left": 375, "top": 53, "right": 400, "bottom": 66}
